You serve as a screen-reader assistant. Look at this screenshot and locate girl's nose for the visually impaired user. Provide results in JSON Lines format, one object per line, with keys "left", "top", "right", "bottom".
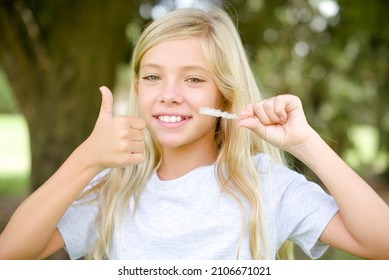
{"left": 159, "top": 81, "right": 184, "bottom": 105}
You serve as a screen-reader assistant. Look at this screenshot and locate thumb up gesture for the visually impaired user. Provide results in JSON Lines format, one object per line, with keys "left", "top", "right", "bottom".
{"left": 82, "top": 86, "right": 146, "bottom": 170}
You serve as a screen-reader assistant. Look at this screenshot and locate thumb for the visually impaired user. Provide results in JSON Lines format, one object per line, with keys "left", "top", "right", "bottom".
{"left": 98, "top": 86, "right": 114, "bottom": 118}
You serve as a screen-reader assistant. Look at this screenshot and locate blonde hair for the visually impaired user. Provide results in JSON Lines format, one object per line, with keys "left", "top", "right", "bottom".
{"left": 86, "top": 7, "right": 293, "bottom": 260}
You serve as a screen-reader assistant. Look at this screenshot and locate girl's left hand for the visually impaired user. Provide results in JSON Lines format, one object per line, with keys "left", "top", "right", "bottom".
{"left": 238, "top": 94, "right": 316, "bottom": 153}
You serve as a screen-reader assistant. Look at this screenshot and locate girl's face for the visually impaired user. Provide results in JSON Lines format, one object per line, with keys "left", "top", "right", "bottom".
{"left": 137, "top": 37, "right": 222, "bottom": 151}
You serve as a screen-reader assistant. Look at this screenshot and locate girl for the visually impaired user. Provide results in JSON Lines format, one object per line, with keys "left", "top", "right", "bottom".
{"left": 0, "top": 7, "right": 388, "bottom": 260}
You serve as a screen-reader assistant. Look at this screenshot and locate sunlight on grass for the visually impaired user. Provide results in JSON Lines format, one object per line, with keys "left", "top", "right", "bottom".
{"left": 294, "top": 246, "right": 362, "bottom": 260}
{"left": 0, "top": 114, "right": 30, "bottom": 197}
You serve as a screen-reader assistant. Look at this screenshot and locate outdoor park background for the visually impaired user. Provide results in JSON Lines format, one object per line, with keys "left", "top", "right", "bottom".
{"left": 0, "top": 0, "right": 388, "bottom": 259}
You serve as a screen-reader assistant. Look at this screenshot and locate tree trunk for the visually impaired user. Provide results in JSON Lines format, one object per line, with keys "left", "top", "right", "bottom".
{"left": 0, "top": 0, "right": 143, "bottom": 191}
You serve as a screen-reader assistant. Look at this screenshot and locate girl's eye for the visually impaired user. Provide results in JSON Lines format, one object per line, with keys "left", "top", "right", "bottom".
{"left": 142, "top": 75, "right": 160, "bottom": 81}
{"left": 186, "top": 77, "right": 205, "bottom": 83}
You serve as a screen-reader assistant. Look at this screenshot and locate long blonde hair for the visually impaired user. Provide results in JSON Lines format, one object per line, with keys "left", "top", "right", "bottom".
{"left": 86, "top": 6, "right": 293, "bottom": 260}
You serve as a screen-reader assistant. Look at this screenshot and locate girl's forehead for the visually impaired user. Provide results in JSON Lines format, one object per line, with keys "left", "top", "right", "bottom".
{"left": 140, "top": 38, "right": 210, "bottom": 69}
{"left": 143, "top": 38, "right": 203, "bottom": 59}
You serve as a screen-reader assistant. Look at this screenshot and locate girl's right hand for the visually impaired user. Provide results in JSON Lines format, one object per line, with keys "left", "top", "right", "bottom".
{"left": 81, "top": 86, "right": 146, "bottom": 170}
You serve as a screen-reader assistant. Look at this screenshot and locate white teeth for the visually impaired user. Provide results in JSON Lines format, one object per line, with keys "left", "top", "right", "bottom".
{"left": 158, "top": 116, "right": 183, "bottom": 123}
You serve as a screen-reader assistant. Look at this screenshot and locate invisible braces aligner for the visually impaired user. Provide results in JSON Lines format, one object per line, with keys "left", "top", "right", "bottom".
{"left": 199, "top": 107, "right": 239, "bottom": 120}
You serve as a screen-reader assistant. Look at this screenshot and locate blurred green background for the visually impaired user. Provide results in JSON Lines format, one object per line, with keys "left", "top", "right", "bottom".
{"left": 0, "top": 0, "right": 388, "bottom": 260}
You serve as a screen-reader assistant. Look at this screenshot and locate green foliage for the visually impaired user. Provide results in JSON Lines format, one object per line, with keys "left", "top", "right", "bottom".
{"left": 226, "top": 0, "right": 389, "bottom": 176}
{"left": 0, "top": 68, "right": 18, "bottom": 114}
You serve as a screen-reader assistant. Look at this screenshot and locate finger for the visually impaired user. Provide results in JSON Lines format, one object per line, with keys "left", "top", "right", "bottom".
{"left": 252, "top": 102, "right": 273, "bottom": 125}
{"left": 238, "top": 117, "right": 260, "bottom": 130}
{"left": 273, "top": 96, "right": 288, "bottom": 124}
{"left": 129, "top": 154, "right": 145, "bottom": 165}
{"left": 129, "top": 117, "right": 146, "bottom": 130}
{"left": 238, "top": 104, "right": 254, "bottom": 119}
{"left": 262, "top": 97, "right": 285, "bottom": 124}
{"left": 117, "top": 153, "right": 145, "bottom": 168}
{"left": 98, "top": 86, "right": 114, "bottom": 119}
{"left": 238, "top": 115, "right": 267, "bottom": 140}
{"left": 238, "top": 103, "right": 264, "bottom": 131}
{"left": 282, "top": 94, "right": 303, "bottom": 114}
{"left": 238, "top": 104, "right": 256, "bottom": 128}
{"left": 130, "top": 141, "right": 145, "bottom": 154}
{"left": 131, "top": 128, "right": 145, "bottom": 142}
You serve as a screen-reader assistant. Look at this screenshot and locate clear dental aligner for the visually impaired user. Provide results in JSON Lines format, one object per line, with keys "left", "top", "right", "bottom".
{"left": 199, "top": 106, "right": 239, "bottom": 120}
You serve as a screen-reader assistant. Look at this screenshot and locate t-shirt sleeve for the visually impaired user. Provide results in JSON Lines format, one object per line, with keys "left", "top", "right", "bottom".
{"left": 256, "top": 154, "right": 339, "bottom": 259}
{"left": 283, "top": 178, "right": 338, "bottom": 259}
{"left": 56, "top": 169, "right": 109, "bottom": 259}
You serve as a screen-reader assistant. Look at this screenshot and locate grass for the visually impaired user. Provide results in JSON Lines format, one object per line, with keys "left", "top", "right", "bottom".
{"left": 0, "top": 114, "right": 30, "bottom": 197}
{"left": 294, "top": 246, "right": 362, "bottom": 260}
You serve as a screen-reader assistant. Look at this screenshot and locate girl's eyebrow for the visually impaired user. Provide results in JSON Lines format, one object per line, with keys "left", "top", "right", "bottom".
{"left": 141, "top": 63, "right": 210, "bottom": 73}
{"left": 182, "top": 65, "right": 209, "bottom": 73}
{"left": 140, "top": 63, "right": 162, "bottom": 69}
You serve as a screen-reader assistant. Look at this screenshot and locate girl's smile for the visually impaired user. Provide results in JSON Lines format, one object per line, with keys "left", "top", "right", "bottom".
{"left": 154, "top": 112, "right": 192, "bottom": 128}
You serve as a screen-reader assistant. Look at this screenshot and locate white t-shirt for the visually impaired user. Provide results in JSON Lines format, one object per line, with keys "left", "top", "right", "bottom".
{"left": 57, "top": 154, "right": 338, "bottom": 259}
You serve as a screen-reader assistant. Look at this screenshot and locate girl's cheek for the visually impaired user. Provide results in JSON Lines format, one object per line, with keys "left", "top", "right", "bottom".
{"left": 137, "top": 99, "right": 149, "bottom": 118}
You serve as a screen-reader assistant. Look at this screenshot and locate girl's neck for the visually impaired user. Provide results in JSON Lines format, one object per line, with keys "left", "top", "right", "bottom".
{"left": 157, "top": 142, "right": 218, "bottom": 181}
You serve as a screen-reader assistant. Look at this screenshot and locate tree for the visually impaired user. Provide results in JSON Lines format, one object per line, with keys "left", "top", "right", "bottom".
{"left": 2, "top": 0, "right": 388, "bottom": 192}
{"left": 0, "top": 0, "right": 145, "bottom": 190}
{"left": 228, "top": 0, "right": 389, "bottom": 177}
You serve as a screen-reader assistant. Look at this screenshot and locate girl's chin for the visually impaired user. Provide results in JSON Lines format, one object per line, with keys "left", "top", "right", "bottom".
{"left": 156, "top": 139, "right": 184, "bottom": 149}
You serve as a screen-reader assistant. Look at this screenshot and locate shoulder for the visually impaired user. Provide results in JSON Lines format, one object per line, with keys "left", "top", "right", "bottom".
{"left": 253, "top": 153, "right": 335, "bottom": 208}
{"left": 252, "top": 153, "right": 297, "bottom": 185}
{"left": 253, "top": 152, "right": 318, "bottom": 186}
